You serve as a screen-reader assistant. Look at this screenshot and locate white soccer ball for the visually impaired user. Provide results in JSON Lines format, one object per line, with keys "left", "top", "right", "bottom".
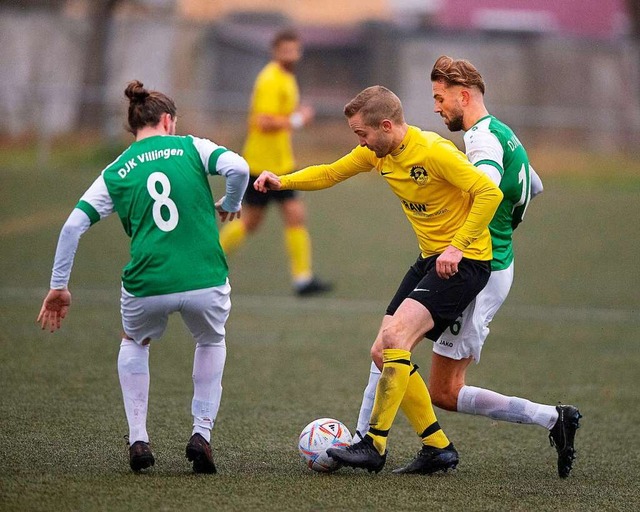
{"left": 298, "top": 418, "right": 352, "bottom": 472}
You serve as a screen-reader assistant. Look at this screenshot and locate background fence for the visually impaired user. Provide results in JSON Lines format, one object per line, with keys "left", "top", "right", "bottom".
{"left": 1, "top": 9, "right": 639, "bottom": 152}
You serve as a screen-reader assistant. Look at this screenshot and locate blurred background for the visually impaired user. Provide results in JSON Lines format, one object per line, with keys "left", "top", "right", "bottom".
{"left": 1, "top": 0, "right": 639, "bottom": 159}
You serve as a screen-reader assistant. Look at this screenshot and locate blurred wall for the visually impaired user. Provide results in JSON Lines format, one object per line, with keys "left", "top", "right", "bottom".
{"left": 1, "top": 9, "right": 639, "bottom": 152}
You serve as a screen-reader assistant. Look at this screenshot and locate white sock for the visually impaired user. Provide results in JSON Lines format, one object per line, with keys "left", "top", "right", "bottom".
{"left": 457, "top": 385, "right": 558, "bottom": 429}
{"left": 355, "top": 362, "right": 381, "bottom": 439}
{"left": 191, "top": 342, "right": 226, "bottom": 443}
{"left": 117, "top": 339, "right": 150, "bottom": 444}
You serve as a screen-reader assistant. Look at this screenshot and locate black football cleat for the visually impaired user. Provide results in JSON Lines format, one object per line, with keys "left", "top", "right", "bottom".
{"left": 186, "top": 433, "right": 217, "bottom": 474}
{"left": 295, "top": 277, "right": 333, "bottom": 297}
{"left": 392, "top": 443, "right": 459, "bottom": 474}
{"left": 549, "top": 405, "right": 582, "bottom": 478}
{"left": 326, "top": 434, "right": 386, "bottom": 473}
{"left": 129, "top": 440, "right": 155, "bottom": 472}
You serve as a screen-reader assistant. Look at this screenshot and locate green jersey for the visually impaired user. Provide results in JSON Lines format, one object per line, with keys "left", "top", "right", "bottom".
{"left": 464, "top": 115, "right": 531, "bottom": 271}
{"left": 74, "top": 135, "right": 248, "bottom": 297}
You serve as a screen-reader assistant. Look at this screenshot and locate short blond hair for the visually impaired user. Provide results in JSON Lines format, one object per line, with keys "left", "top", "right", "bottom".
{"left": 343, "top": 85, "right": 405, "bottom": 126}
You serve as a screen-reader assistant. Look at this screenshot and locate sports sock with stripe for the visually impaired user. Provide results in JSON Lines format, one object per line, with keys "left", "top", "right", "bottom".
{"left": 367, "top": 348, "right": 412, "bottom": 454}
{"left": 400, "top": 364, "right": 450, "bottom": 448}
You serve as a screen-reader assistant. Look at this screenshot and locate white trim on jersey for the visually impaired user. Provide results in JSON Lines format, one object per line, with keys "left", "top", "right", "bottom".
{"left": 82, "top": 174, "right": 115, "bottom": 219}
{"left": 190, "top": 135, "right": 222, "bottom": 172}
{"left": 464, "top": 117, "right": 504, "bottom": 185}
{"left": 189, "top": 136, "right": 249, "bottom": 212}
{"left": 50, "top": 208, "right": 92, "bottom": 289}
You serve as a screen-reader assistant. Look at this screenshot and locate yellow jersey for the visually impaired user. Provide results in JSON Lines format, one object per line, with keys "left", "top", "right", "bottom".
{"left": 242, "top": 61, "right": 299, "bottom": 176}
{"left": 279, "top": 126, "right": 503, "bottom": 260}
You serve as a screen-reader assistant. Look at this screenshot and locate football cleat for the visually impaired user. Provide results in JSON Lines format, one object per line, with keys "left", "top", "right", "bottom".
{"left": 549, "top": 404, "right": 582, "bottom": 478}
{"left": 326, "top": 434, "right": 386, "bottom": 473}
{"left": 392, "top": 443, "right": 459, "bottom": 474}
{"left": 186, "top": 433, "right": 217, "bottom": 474}
{"left": 295, "top": 277, "right": 333, "bottom": 297}
{"left": 128, "top": 440, "right": 155, "bottom": 472}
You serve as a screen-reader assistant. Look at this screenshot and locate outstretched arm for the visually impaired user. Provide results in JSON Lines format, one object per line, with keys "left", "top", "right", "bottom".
{"left": 37, "top": 208, "right": 92, "bottom": 332}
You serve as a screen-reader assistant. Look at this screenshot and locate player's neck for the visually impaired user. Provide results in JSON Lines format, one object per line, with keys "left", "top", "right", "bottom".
{"left": 463, "top": 104, "right": 490, "bottom": 131}
{"left": 135, "top": 126, "right": 170, "bottom": 141}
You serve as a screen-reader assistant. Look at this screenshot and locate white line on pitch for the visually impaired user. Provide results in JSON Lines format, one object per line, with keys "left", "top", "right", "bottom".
{"left": 2, "top": 287, "right": 638, "bottom": 324}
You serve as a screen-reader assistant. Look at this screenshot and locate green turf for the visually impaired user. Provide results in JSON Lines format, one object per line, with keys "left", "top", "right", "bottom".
{"left": 1, "top": 134, "right": 639, "bottom": 511}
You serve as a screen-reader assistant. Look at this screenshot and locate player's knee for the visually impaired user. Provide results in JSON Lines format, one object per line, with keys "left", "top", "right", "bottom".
{"left": 370, "top": 345, "right": 383, "bottom": 370}
{"left": 243, "top": 217, "right": 261, "bottom": 233}
{"left": 380, "top": 322, "right": 409, "bottom": 350}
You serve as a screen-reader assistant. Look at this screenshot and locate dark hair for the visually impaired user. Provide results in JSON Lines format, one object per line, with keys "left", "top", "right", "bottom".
{"left": 343, "top": 85, "right": 404, "bottom": 126}
{"left": 124, "top": 80, "right": 177, "bottom": 135}
{"left": 430, "top": 55, "right": 485, "bottom": 94}
{"left": 271, "top": 27, "right": 300, "bottom": 49}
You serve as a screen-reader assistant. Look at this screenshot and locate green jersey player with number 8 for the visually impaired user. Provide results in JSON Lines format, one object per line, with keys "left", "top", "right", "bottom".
{"left": 37, "top": 80, "right": 249, "bottom": 474}
{"left": 354, "top": 57, "right": 581, "bottom": 478}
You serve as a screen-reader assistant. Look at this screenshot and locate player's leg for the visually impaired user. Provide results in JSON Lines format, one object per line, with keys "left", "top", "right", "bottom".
{"left": 431, "top": 265, "right": 581, "bottom": 476}
{"left": 218, "top": 204, "right": 266, "bottom": 255}
{"left": 118, "top": 289, "right": 174, "bottom": 471}
{"left": 328, "top": 298, "right": 434, "bottom": 472}
{"left": 353, "top": 255, "right": 425, "bottom": 440}
{"left": 279, "top": 195, "right": 331, "bottom": 296}
{"left": 181, "top": 282, "right": 231, "bottom": 474}
{"left": 218, "top": 175, "right": 268, "bottom": 255}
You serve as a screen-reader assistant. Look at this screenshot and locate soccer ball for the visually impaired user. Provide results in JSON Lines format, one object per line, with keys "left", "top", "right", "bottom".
{"left": 298, "top": 418, "right": 352, "bottom": 472}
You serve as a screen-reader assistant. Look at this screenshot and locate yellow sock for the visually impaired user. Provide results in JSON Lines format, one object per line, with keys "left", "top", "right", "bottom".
{"left": 285, "top": 226, "right": 312, "bottom": 283}
{"left": 219, "top": 220, "right": 246, "bottom": 255}
{"left": 400, "top": 364, "right": 450, "bottom": 449}
{"left": 368, "top": 348, "right": 412, "bottom": 455}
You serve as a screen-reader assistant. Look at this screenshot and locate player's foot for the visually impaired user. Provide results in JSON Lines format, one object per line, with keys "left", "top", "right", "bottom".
{"left": 129, "top": 440, "right": 155, "bottom": 472}
{"left": 392, "top": 443, "right": 459, "bottom": 474}
{"left": 326, "top": 434, "right": 386, "bottom": 473}
{"left": 549, "top": 405, "right": 582, "bottom": 478}
{"left": 295, "top": 277, "right": 333, "bottom": 297}
{"left": 186, "top": 433, "right": 217, "bottom": 474}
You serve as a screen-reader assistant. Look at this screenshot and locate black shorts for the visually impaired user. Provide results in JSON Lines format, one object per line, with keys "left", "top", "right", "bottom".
{"left": 386, "top": 254, "right": 491, "bottom": 341}
{"left": 244, "top": 175, "right": 299, "bottom": 206}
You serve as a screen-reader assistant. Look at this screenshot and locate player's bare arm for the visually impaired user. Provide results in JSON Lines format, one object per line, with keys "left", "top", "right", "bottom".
{"left": 254, "top": 171, "right": 283, "bottom": 192}
{"left": 37, "top": 288, "right": 71, "bottom": 332}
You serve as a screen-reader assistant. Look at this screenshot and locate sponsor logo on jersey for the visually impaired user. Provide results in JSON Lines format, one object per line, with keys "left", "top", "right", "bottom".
{"left": 409, "top": 166, "right": 428, "bottom": 185}
{"left": 401, "top": 199, "right": 427, "bottom": 212}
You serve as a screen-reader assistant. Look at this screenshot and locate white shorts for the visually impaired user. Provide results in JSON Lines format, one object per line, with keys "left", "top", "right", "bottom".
{"left": 433, "top": 262, "right": 514, "bottom": 363}
{"left": 120, "top": 280, "right": 231, "bottom": 345}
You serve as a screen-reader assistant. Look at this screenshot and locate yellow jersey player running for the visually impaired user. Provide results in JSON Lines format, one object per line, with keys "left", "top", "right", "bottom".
{"left": 254, "top": 85, "right": 503, "bottom": 473}
{"left": 218, "top": 28, "right": 331, "bottom": 296}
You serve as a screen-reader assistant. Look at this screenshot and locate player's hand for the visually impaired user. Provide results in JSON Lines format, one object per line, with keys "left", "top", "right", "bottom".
{"left": 215, "top": 197, "right": 241, "bottom": 222}
{"left": 254, "top": 171, "right": 282, "bottom": 193}
{"left": 37, "top": 288, "right": 71, "bottom": 332}
{"left": 436, "top": 245, "right": 463, "bottom": 279}
{"left": 298, "top": 104, "right": 315, "bottom": 126}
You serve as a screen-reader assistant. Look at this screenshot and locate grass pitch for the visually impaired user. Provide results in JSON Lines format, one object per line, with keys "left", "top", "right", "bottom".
{"left": 1, "top": 130, "right": 639, "bottom": 511}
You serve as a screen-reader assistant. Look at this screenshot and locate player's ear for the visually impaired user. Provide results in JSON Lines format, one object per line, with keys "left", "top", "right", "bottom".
{"left": 460, "top": 89, "right": 471, "bottom": 106}
{"left": 381, "top": 119, "right": 393, "bottom": 132}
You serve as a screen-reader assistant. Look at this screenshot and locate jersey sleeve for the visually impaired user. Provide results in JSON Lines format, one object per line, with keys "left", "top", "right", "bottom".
{"left": 190, "top": 135, "right": 250, "bottom": 212}
{"left": 217, "top": 151, "right": 250, "bottom": 212}
{"left": 49, "top": 175, "right": 114, "bottom": 288}
{"left": 77, "top": 173, "right": 114, "bottom": 224}
{"left": 429, "top": 139, "right": 503, "bottom": 250}
{"left": 464, "top": 129, "right": 504, "bottom": 186}
{"left": 279, "top": 146, "right": 375, "bottom": 190}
